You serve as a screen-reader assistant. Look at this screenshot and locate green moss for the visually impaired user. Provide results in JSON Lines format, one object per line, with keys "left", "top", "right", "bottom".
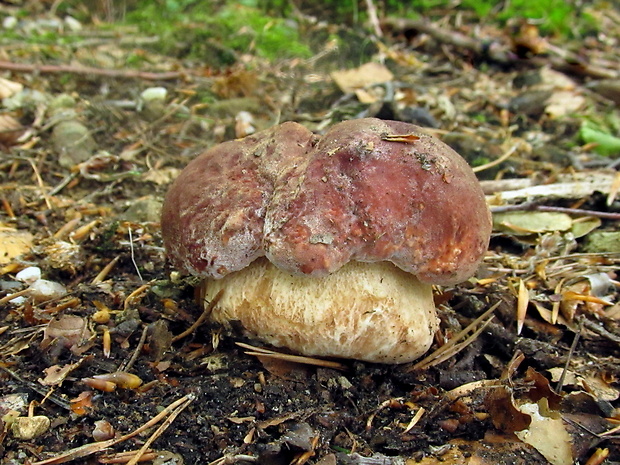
{"left": 124, "top": 2, "right": 311, "bottom": 64}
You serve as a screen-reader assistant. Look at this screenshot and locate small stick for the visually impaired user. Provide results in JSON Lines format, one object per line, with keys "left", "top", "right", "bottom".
{"left": 27, "top": 158, "right": 52, "bottom": 210}
{"left": 0, "top": 365, "right": 71, "bottom": 410}
{"left": 408, "top": 301, "right": 500, "bottom": 371}
{"left": 125, "top": 395, "right": 194, "bottom": 465}
{"left": 364, "top": 0, "right": 383, "bottom": 37}
{"left": 240, "top": 346, "right": 347, "bottom": 371}
{"left": 555, "top": 317, "right": 583, "bottom": 394}
{"left": 473, "top": 142, "right": 521, "bottom": 173}
{"left": 0, "top": 288, "right": 29, "bottom": 305}
{"left": 490, "top": 202, "right": 620, "bottom": 220}
{"left": 91, "top": 256, "right": 120, "bottom": 284}
{"left": 31, "top": 394, "right": 194, "bottom": 465}
{"left": 171, "top": 289, "right": 224, "bottom": 343}
{"left": 118, "top": 325, "right": 149, "bottom": 373}
{"left": 127, "top": 225, "right": 143, "bottom": 282}
{"left": 0, "top": 60, "right": 183, "bottom": 81}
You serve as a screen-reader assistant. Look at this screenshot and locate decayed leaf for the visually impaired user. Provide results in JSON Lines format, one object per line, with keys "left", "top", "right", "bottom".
{"left": 548, "top": 368, "right": 620, "bottom": 402}
{"left": 485, "top": 386, "right": 531, "bottom": 433}
{"left": 570, "top": 217, "right": 601, "bottom": 238}
{"left": 39, "top": 359, "right": 86, "bottom": 386}
{"left": 413, "top": 436, "right": 547, "bottom": 465}
{"left": 42, "top": 315, "right": 93, "bottom": 352}
{"left": 583, "top": 231, "right": 620, "bottom": 253}
{"left": 141, "top": 167, "right": 180, "bottom": 185}
{"left": 70, "top": 391, "right": 94, "bottom": 416}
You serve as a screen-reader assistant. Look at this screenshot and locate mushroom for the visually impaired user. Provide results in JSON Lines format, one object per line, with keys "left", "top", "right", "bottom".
{"left": 161, "top": 118, "right": 491, "bottom": 363}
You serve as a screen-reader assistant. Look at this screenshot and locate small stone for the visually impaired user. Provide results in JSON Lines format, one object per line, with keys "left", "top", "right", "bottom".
{"left": 16, "top": 266, "right": 41, "bottom": 284}
{"left": 11, "top": 415, "right": 51, "bottom": 440}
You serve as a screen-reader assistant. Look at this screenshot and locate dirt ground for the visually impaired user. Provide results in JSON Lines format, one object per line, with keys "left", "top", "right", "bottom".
{"left": 1, "top": 2, "right": 620, "bottom": 465}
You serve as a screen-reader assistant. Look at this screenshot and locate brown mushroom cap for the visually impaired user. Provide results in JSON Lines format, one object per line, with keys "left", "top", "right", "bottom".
{"left": 161, "top": 118, "right": 491, "bottom": 363}
{"left": 162, "top": 118, "right": 491, "bottom": 285}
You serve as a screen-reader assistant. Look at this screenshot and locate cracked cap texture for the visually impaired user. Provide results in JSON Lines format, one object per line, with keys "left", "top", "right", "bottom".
{"left": 161, "top": 118, "right": 491, "bottom": 285}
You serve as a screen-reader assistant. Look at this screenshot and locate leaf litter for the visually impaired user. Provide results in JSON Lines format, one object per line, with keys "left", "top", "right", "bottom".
{"left": 0, "top": 2, "right": 620, "bottom": 464}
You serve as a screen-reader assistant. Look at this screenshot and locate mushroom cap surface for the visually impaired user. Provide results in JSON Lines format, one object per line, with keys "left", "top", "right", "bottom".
{"left": 161, "top": 118, "right": 491, "bottom": 285}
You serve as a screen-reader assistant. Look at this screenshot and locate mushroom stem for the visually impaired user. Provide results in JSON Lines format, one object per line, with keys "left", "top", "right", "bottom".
{"left": 199, "top": 258, "right": 439, "bottom": 364}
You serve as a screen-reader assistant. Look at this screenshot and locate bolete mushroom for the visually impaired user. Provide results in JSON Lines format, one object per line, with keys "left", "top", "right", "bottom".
{"left": 161, "top": 118, "right": 491, "bottom": 363}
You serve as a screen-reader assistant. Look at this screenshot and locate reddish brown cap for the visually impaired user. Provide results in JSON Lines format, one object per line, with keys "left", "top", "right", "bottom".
{"left": 161, "top": 118, "right": 491, "bottom": 285}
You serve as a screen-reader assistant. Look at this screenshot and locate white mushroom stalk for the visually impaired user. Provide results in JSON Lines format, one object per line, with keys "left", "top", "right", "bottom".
{"left": 200, "top": 259, "right": 438, "bottom": 364}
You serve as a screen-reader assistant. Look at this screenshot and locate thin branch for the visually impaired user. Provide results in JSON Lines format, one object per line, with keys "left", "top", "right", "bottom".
{"left": 381, "top": 17, "right": 619, "bottom": 79}
{"left": 490, "top": 202, "right": 620, "bottom": 220}
{"left": 0, "top": 60, "right": 184, "bottom": 81}
{"left": 31, "top": 394, "right": 194, "bottom": 465}
{"left": 171, "top": 289, "right": 224, "bottom": 343}
{"left": 555, "top": 317, "right": 583, "bottom": 394}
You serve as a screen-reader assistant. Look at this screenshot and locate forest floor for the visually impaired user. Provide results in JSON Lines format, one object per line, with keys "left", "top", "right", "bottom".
{"left": 1, "top": 2, "right": 620, "bottom": 465}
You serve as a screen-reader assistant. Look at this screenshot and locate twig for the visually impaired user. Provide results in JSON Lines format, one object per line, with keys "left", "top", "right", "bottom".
{"left": 91, "top": 255, "right": 120, "bottom": 284}
{"left": 408, "top": 301, "right": 500, "bottom": 371}
{"left": 172, "top": 289, "right": 224, "bottom": 343}
{"left": 0, "top": 364, "right": 72, "bottom": 410}
{"left": 381, "top": 17, "right": 618, "bottom": 78}
{"left": 555, "top": 317, "right": 583, "bottom": 394}
{"left": 237, "top": 342, "right": 348, "bottom": 371}
{"left": 127, "top": 225, "right": 143, "bottom": 282}
{"left": 208, "top": 455, "right": 258, "bottom": 465}
{"left": 472, "top": 142, "right": 520, "bottom": 173}
{"left": 0, "top": 288, "right": 30, "bottom": 305}
{"left": 490, "top": 202, "right": 620, "bottom": 220}
{"left": 364, "top": 0, "right": 383, "bottom": 37}
{"left": 381, "top": 17, "right": 514, "bottom": 63}
{"left": 31, "top": 393, "right": 194, "bottom": 465}
{"left": 581, "top": 318, "right": 620, "bottom": 345}
{"left": 125, "top": 394, "right": 193, "bottom": 465}
{"left": 27, "top": 158, "right": 52, "bottom": 210}
{"left": 118, "top": 325, "right": 149, "bottom": 373}
{"left": 0, "top": 60, "right": 183, "bottom": 81}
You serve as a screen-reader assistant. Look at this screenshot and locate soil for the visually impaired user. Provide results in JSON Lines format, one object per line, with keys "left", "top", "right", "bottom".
{"left": 1, "top": 2, "right": 619, "bottom": 465}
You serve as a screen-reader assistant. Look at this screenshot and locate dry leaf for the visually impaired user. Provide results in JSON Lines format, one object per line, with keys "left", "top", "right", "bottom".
{"left": 70, "top": 391, "right": 94, "bottom": 416}
{"left": 493, "top": 212, "right": 573, "bottom": 235}
{"left": 39, "top": 362, "right": 82, "bottom": 386}
{"left": 0, "top": 227, "right": 33, "bottom": 265}
{"left": 0, "top": 113, "right": 24, "bottom": 146}
{"left": 331, "top": 62, "right": 393, "bottom": 94}
{"left": 514, "top": 401, "right": 573, "bottom": 465}
{"left": 0, "top": 77, "right": 24, "bottom": 99}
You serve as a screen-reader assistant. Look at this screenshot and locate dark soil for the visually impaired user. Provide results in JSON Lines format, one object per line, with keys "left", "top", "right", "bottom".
{"left": 1, "top": 2, "right": 620, "bottom": 465}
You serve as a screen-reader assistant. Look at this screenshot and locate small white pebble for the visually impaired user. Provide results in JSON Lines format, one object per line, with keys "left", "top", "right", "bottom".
{"left": 16, "top": 266, "right": 41, "bottom": 284}
{"left": 140, "top": 87, "right": 167, "bottom": 102}
{"left": 3, "top": 16, "right": 17, "bottom": 29}
{"left": 28, "top": 279, "right": 67, "bottom": 302}
{"left": 63, "top": 16, "right": 82, "bottom": 32}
